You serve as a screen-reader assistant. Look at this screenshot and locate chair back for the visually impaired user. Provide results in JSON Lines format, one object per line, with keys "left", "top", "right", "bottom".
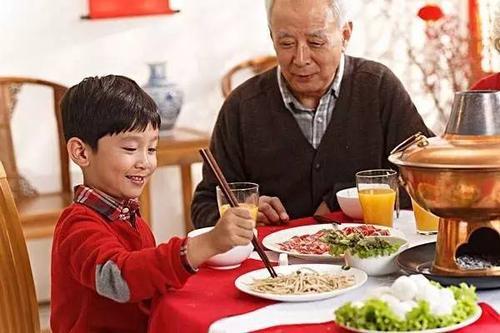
{"left": 221, "top": 55, "right": 277, "bottom": 98}
{"left": 0, "top": 77, "right": 69, "bottom": 200}
{"left": 0, "top": 161, "right": 40, "bottom": 333}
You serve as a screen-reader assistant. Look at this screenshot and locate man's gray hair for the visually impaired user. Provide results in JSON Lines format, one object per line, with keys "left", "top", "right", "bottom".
{"left": 264, "top": 0, "right": 350, "bottom": 28}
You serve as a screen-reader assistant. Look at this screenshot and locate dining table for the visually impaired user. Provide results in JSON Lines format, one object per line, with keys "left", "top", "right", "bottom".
{"left": 148, "top": 210, "right": 500, "bottom": 333}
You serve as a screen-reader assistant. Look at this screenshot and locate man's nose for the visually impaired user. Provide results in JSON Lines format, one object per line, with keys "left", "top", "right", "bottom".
{"left": 293, "top": 43, "right": 311, "bottom": 67}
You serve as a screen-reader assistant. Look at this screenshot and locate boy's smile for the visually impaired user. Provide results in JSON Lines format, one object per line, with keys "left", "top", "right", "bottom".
{"left": 83, "top": 124, "right": 159, "bottom": 201}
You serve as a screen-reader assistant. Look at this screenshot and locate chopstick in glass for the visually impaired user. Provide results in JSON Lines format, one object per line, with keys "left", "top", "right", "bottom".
{"left": 199, "top": 148, "right": 278, "bottom": 278}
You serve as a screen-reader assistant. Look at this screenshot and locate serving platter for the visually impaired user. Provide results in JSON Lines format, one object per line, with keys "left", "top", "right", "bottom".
{"left": 397, "top": 242, "right": 500, "bottom": 290}
{"left": 262, "top": 223, "right": 406, "bottom": 261}
{"left": 234, "top": 264, "right": 367, "bottom": 302}
{"left": 337, "top": 305, "right": 482, "bottom": 333}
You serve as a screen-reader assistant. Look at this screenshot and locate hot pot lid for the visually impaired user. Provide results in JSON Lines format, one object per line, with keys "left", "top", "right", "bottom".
{"left": 388, "top": 132, "right": 500, "bottom": 169}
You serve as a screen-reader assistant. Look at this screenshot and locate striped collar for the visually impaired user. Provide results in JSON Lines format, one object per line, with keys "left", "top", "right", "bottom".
{"left": 73, "top": 185, "right": 140, "bottom": 223}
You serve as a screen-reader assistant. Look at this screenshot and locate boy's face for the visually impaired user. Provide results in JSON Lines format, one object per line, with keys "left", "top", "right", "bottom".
{"left": 84, "top": 124, "right": 159, "bottom": 200}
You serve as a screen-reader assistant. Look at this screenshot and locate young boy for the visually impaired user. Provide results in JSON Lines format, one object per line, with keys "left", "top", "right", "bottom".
{"left": 50, "top": 75, "right": 256, "bottom": 333}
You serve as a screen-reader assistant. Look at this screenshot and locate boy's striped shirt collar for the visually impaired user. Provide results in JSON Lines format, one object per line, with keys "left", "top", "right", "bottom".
{"left": 73, "top": 185, "right": 140, "bottom": 223}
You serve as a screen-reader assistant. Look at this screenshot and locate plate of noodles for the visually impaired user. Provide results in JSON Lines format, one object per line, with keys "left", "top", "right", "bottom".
{"left": 262, "top": 223, "right": 405, "bottom": 261}
{"left": 235, "top": 264, "right": 367, "bottom": 302}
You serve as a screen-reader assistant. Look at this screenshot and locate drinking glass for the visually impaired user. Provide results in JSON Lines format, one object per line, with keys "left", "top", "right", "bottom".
{"left": 411, "top": 199, "right": 439, "bottom": 235}
{"left": 216, "top": 182, "right": 259, "bottom": 221}
{"left": 356, "top": 169, "right": 398, "bottom": 227}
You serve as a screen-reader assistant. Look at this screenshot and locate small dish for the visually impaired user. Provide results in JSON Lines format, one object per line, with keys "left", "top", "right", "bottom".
{"left": 187, "top": 227, "right": 253, "bottom": 269}
{"left": 345, "top": 236, "right": 409, "bottom": 276}
{"left": 336, "top": 187, "right": 363, "bottom": 220}
{"left": 397, "top": 242, "right": 500, "bottom": 289}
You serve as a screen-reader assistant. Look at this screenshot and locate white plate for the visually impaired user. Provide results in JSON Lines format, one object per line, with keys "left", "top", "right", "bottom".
{"left": 262, "top": 223, "right": 406, "bottom": 260}
{"left": 337, "top": 304, "right": 482, "bottom": 333}
{"left": 234, "top": 264, "right": 367, "bottom": 302}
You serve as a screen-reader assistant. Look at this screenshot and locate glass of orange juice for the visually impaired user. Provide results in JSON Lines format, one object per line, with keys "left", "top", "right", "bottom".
{"left": 356, "top": 169, "right": 398, "bottom": 227}
{"left": 216, "top": 182, "right": 259, "bottom": 221}
{"left": 411, "top": 199, "right": 439, "bottom": 235}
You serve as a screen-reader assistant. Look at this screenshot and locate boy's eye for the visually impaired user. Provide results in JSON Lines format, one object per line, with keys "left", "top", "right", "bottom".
{"left": 122, "top": 147, "right": 136, "bottom": 152}
{"left": 148, "top": 147, "right": 157, "bottom": 153}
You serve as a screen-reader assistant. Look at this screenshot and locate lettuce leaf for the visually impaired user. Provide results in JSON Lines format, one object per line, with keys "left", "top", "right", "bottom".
{"left": 334, "top": 283, "right": 478, "bottom": 331}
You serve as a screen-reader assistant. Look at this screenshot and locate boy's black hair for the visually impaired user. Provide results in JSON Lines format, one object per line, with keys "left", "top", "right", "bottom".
{"left": 61, "top": 75, "right": 161, "bottom": 150}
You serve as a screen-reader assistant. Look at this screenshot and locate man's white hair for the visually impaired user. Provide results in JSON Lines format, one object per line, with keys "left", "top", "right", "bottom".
{"left": 264, "top": 0, "right": 350, "bottom": 28}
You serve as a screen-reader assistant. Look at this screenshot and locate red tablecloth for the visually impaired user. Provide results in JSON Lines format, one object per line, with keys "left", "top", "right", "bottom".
{"left": 148, "top": 212, "right": 500, "bottom": 333}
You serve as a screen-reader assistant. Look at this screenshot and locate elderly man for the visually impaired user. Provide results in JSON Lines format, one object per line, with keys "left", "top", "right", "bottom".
{"left": 191, "top": 0, "right": 433, "bottom": 228}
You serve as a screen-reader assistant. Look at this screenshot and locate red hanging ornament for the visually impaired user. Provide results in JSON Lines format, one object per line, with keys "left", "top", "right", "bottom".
{"left": 417, "top": 4, "right": 445, "bottom": 22}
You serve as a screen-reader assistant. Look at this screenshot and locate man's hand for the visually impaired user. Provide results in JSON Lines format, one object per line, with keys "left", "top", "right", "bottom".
{"left": 257, "top": 196, "right": 289, "bottom": 225}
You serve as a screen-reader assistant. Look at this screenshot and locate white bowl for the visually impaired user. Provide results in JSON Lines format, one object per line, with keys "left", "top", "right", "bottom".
{"left": 187, "top": 226, "right": 254, "bottom": 270}
{"left": 344, "top": 236, "right": 408, "bottom": 276}
{"left": 336, "top": 187, "right": 363, "bottom": 220}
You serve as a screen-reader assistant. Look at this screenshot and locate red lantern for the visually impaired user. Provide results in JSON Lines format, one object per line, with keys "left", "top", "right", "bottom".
{"left": 87, "top": 0, "right": 177, "bottom": 19}
{"left": 417, "top": 4, "right": 445, "bottom": 22}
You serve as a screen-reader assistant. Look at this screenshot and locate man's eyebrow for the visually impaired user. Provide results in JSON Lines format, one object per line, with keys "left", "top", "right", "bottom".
{"left": 275, "top": 31, "right": 294, "bottom": 38}
{"left": 306, "top": 31, "right": 328, "bottom": 38}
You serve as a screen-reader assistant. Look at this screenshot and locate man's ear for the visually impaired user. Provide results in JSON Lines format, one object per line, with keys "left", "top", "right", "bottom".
{"left": 67, "top": 137, "right": 91, "bottom": 167}
{"left": 342, "top": 22, "right": 353, "bottom": 50}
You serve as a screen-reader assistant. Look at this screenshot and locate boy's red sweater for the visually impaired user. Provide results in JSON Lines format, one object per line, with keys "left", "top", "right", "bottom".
{"left": 50, "top": 203, "right": 192, "bottom": 333}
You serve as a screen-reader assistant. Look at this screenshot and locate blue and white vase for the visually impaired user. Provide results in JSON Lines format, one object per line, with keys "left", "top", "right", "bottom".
{"left": 143, "top": 62, "right": 183, "bottom": 132}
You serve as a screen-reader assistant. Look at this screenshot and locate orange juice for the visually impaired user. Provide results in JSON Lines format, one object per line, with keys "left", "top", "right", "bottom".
{"left": 411, "top": 199, "right": 439, "bottom": 234}
{"left": 219, "top": 203, "right": 258, "bottom": 221}
{"left": 358, "top": 188, "right": 396, "bottom": 227}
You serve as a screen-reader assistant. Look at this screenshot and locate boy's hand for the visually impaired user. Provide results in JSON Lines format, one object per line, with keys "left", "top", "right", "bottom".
{"left": 210, "top": 207, "right": 256, "bottom": 253}
{"left": 186, "top": 207, "right": 255, "bottom": 269}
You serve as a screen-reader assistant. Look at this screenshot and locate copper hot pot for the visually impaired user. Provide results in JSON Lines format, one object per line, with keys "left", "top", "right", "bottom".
{"left": 389, "top": 90, "right": 500, "bottom": 276}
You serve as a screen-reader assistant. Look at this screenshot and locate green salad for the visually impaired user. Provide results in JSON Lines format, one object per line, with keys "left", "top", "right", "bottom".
{"left": 322, "top": 230, "right": 400, "bottom": 258}
{"left": 334, "top": 282, "right": 478, "bottom": 331}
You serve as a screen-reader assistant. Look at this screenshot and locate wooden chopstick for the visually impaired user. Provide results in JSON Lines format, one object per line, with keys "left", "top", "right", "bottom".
{"left": 199, "top": 148, "right": 278, "bottom": 278}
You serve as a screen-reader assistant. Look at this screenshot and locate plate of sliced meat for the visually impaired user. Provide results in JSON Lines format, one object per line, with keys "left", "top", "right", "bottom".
{"left": 262, "top": 223, "right": 406, "bottom": 261}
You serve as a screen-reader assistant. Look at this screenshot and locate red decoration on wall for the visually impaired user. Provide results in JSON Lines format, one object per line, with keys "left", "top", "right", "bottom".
{"left": 87, "top": 0, "right": 177, "bottom": 19}
{"left": 417, "top": 4, "right": 445, "bottom": 22}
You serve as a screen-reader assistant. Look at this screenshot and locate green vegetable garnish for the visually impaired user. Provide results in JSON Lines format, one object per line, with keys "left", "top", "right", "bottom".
{"left": 334, "top": 283, "right": 478, "bottom": 331}
{"left": 321, "top": 230, "right": 400, "bottom": 258}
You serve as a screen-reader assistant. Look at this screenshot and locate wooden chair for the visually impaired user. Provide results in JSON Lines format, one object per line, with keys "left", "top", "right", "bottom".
{"left": 0, "top": 77, "right": 70, "bottom": 240}
{"left": 0, "top": 161, "right": 41, "bottom": 333}
{"left": 221, "top": 55, "right": 277, "bottom": 98}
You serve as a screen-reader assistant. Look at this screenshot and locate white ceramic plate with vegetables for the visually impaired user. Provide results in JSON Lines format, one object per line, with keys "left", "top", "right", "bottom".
{"left": 334, "top": 274, "right": 482, "bottom": 332}
{"left": 262, "top": 223, "right": 406, "bottom": 260}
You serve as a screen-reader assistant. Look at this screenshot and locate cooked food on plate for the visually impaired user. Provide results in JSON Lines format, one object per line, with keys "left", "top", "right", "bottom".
{"left": 248, "top": 267, "right": 355, "bottom": 295}
{"left": 278, "top": 225, "right": 390, "bottom": 255}
{"left": 335, "top": 274, "right": 479, "bottom": 331}
{"left": 322, "top": 230, "right": 401, "bottom": 258}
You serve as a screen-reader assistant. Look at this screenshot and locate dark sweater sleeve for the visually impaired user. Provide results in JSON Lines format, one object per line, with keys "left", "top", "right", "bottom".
{"left": 55, "top": 210, "right": 192, "bottom": 303}
{"left": 191, "top": 93, "right": 247, "bottom": 228}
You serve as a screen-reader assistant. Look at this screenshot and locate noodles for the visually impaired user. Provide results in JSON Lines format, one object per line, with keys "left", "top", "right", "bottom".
{"left": 249, "top": 268, "right": 355, "bottom": 295}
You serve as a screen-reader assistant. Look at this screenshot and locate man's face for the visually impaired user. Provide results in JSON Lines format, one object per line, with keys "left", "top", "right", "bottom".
{"left": 270, "top": 0, "right": 350, "bottom": 101}
{"left": 83, "top": 124, "right": 159, "bottom": 200}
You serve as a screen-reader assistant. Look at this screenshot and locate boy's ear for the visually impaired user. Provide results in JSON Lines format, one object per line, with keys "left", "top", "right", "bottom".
{"left": 67, "top": 138, "right": 91, "bottom": 167}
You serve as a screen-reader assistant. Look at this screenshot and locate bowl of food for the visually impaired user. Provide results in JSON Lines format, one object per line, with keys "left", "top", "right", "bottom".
{"left": 187, "top": 226, "right": 254, "bottom": 269}
{"left": 343, "top": 236, "right": 408, "bottom": 276}
{"left": 336, "top": 187, "right": 363, "bottom": 220}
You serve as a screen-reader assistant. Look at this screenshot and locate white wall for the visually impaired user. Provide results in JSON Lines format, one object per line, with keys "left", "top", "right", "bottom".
{"left": 1, "top": 0, "right": 458, "bottom": 302}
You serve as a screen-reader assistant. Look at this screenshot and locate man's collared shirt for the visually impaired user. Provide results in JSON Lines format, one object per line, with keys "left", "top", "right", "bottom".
{"left": 277, "top": 54, "right": 344, "bottom": 149}
{"left": 73, "top": 185, "right": 140, "bottom": 226}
